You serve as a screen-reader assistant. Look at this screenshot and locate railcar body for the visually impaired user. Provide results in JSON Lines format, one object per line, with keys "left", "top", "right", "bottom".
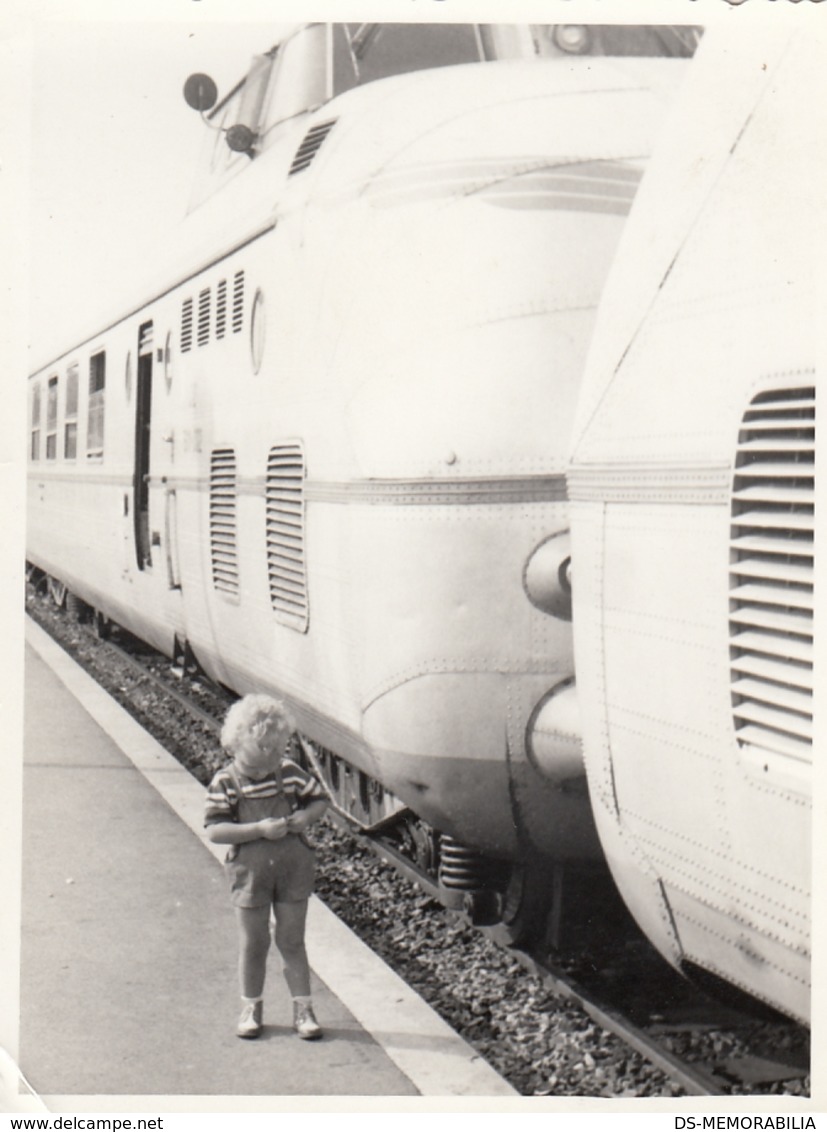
{"left": 567, "top": 28, "right": 820, "bottom": 1022}
{"left": 27, "top": 23, "right": 694, "bottom": 931}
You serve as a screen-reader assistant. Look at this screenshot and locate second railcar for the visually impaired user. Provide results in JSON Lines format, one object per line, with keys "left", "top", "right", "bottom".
{"left": 568, "top": 27, "right": 819, "bottom": 1021}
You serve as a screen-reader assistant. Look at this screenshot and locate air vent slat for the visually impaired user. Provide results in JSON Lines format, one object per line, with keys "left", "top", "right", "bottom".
{"left": 729, "top": 606, "right": 812, "bottom": 638}
{"left": 732, "top": 678, "right": 812, "bottom": 715}
{"left": 731, "top": 630, "right": 813, "bottom": 664}
{"left": 730, "top": 582, "right": 813, "bottom": 611}
{"left": 729, "top": 533, "right": 813, "bottom": 557}
{"left": 734, "top": 461, "right": 814, "bottom": 479}
{"left": 744, "top": 397, "right": 815, "bottom": 415}
{"left": 732, "top": 701, "right": 812, "bottom": 742}
{"left": 735, "top": 725, "right": 811, "bottom": 763}
{"left": 731, "top": 509, "right": 814, "bottom": 531}
{"left": 738, "top": 438, "right": 815, "bottom": 454}
{"left": 739, "top": 420, "right": 814, "bottom": 434}
{"left": 730, "top": 558, "right": 813, "bottom": 585}
{"left": 731, "top": 653, "right": 813, "bottom": 689}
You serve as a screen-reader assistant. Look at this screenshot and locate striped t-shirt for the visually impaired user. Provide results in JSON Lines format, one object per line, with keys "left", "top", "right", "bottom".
{"left": 204, "top": 758, "right": 325, "bottom": 827}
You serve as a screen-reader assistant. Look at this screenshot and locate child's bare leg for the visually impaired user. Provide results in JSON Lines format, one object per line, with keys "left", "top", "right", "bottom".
{"left": 234, "top": 905, "right": 271, "bottom": 998}
{"left": 273, "top": 899, "right": 311, "bottom": 997}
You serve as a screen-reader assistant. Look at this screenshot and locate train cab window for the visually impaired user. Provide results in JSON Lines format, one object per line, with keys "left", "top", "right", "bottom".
{"left": 64, "top": 363, "right": 79, "bottom": 460}
{"left": 30, "top": 383, "right": 41, "bottom": 461}
{"left": 260, "top": 24, "right": 328, "bottom": 133}
{"left": 87, "top": 350, "right": 106, "bottom": 459}
{"left": 528, "top": 24, "right": 701, "bottom": 58}
{"left": 46, "top": 375, "right": 58, "bottom": 460}
{"left": 332, "top": 24, "right": 483, "bottom": 96}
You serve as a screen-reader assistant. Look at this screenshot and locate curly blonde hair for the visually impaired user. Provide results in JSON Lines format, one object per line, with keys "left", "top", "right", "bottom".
{"left": 220, "top": 693, "right": 296, "bottom": 754}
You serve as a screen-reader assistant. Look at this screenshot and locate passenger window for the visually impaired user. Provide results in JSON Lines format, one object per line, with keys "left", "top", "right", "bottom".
{"left": 87, "top": 351, "right": 106, "bottom": 459}
{"left": 30, "top": 382, "right": 41, "bottom": 461}
{"left": 46, "top": 376, "right": 58, "bottom": 460}
{"left": 65, "top": 363, "right": 79, "bottom": 460}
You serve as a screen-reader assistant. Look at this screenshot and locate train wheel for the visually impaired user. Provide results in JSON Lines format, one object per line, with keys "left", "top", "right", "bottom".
{"left": 487, "top": 859, "right": 552, "bottom": 949}
{"left": 47, "top": 577, "right": 67, "bottom": 608}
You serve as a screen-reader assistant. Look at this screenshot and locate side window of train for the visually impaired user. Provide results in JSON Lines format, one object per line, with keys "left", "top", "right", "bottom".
{"left": 46, "top": 375, "right": 58, "bottom": 460}
{"left": 65, "top": 363, "right": 79, "bottom": 460}
{"left": 87, "top": 350, "right": 106, "bottom": 460}
{"left": 30, "top": 382, "right": 41, "bottom": 461}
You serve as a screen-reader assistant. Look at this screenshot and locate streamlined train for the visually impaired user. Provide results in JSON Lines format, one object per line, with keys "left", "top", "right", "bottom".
{"left": 567, "top": 27, "right": 820, "bottom": 1025}
{"left": 25, "top": 23, "right": 704, "bottom": 946}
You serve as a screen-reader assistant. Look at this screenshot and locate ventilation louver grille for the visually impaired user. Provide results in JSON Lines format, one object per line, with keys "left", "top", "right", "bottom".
{"left": 289, "top": 120, "right": 337, "bottom": 176}
{"left": 209, "top": 448, "right": 239, "bottom": 598}
{"left": 729, "top": 385, "right": 815, "bottom": 766}
{"left": 216, "top": 279, "right": 227, "bottom": 339}
{"left": 232, "top": 271, "right": 245, "bottom": 334}
{"left": 266, "top": 443, "right": 308, "bottom": 631}
{"left": 197, "top": 288, "right": 211, "bottom": 347}
{"left": 181, "top": 298, "right": 193, "bottom": 353}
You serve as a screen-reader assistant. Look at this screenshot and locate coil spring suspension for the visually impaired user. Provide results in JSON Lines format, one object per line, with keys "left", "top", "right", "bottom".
{"left": 438, "top": 836, "right": 503, "bottom": 925}
{"left": 438, "top": 836, "right": 488, "bottom": 890}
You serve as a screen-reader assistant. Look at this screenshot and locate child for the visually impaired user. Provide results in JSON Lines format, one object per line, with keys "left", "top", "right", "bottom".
{"left": 205, "top": 694, "right": 329, "bottom": 1040}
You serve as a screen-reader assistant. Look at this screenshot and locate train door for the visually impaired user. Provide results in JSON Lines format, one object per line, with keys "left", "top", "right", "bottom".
{"left": 133, "top": 321, "right": 153, "bottom": 570}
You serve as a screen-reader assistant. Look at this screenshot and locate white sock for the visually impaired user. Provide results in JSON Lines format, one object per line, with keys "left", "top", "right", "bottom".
{"left": 241, "top": 995, "right": 262, "bottom": 1006}
{"left": 293, "top": 995, "right": 312, "bottom": 1006}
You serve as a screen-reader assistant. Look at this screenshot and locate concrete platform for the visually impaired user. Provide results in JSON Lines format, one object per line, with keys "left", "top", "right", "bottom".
{"left": 17, "top": 618, "right": 516, "bottom": 1105}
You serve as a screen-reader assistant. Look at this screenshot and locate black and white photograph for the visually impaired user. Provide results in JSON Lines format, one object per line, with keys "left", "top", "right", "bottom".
{"left": 3, "top": 0, "right": 822, "bottom": 1120}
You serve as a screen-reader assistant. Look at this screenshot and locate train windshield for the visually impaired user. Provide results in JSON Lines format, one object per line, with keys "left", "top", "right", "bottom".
{"left": 331, "top": 24, "right": 700, "bottom": 96}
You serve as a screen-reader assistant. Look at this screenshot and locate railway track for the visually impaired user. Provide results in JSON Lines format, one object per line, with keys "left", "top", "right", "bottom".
{"left": 24, "top": 587, "right": 811, "bottom": 1098}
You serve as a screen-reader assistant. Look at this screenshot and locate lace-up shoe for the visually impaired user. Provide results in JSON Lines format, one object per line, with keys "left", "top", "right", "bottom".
{"left": 293, "top": 1001, "right": 322, "bottom": 1040}
{"left": 236, "top": 1000, "right": 263, "bottom": 1039}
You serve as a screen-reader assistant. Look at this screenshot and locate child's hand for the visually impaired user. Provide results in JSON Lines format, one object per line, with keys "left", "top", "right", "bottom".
{"left": 258, "top": 817, "right": 288, "bottom": 841}
{"left": 285, "top": 811, "right": 309, "bottom": 833}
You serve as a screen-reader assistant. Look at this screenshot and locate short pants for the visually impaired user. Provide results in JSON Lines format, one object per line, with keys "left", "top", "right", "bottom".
{"left": 225, "top": 836, "right": 316, "bottom": 908}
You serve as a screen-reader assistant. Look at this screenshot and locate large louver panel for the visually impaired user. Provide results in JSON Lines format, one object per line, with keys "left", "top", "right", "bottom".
{"left": 266, "top": 443, "right": 308, "bottom": 631}
{"left": 288, "top": 120, "right": 337, "bottom": 176}
{"left": 729, "top": 386, "right": 815, "bottom": 764}
{"left": 210, "top": 448, "right": 239, "bottom": 598}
